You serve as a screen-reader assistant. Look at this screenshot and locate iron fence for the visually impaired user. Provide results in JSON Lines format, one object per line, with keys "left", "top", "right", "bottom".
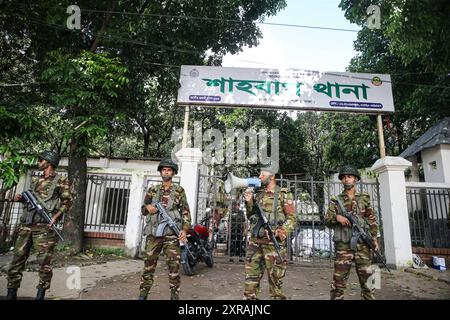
{"left": 0, "top": 171, "right": 133, "bottom": 251}
{"left": 84, "top": 174, "right": 131, "bottom": 233}
{"left": 279, "top": 176, "right": 382, "bottom": 266}
{"left": 0, "top": 181, "right": 19, "bottom": 249}
{"left": 196, "top": 173, "right": 383, "bottom": 266}
{"left": 406, "top": 186, "right": 450, "bottom": 248}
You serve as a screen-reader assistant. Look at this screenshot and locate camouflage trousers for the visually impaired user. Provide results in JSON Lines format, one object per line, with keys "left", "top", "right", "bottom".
{"left": 7, "top": 225, "right": 57, "bottom": 290}
{"left": 331, "top": 242, "right": 375, "bottom": 300}
{"left": 244, "top": 239, "right": 288, "bottom": 300}
{"left": 139, "top": 235, "right": 181, "bottom": 297}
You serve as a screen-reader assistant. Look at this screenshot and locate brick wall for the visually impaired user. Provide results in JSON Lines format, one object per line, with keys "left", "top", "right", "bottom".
{"left": 413, "top": 247, "right": 450, "bottom": 267}
{"left": 83, "top": 231, "right": 125, "bottom": 248}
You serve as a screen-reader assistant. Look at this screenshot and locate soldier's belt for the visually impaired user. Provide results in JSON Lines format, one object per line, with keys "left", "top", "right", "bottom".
{"left": 21, "top": 223, "right": 50, "bottom": 231}
{"left": 252, "top": 237, "right": 286, "bottom": 246}
{"left": 252, "top": 238, "right": 272, "bottom": 245}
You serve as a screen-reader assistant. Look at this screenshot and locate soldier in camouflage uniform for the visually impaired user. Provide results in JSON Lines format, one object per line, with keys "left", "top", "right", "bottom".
{"left": 138, "top": 159, "right": 191, "bottom": 300}
{"left": 212, "top": 179, "right": 228, "bottom": 230}
{"left": 6, "top": 150, "right": 72, "bottom": 300}
{"left": 243, "top": 163, "right": 295, "bottom": 300}
{"left": 324, "top": 165, "right": 379, "bottom": 300}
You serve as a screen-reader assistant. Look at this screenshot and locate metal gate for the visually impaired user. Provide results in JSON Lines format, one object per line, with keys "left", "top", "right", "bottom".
{"left": 0, "top": 182, "right": 19, "bottom": 251}
{"left": 196, "top": 174, "right": 382, "bottom": 266}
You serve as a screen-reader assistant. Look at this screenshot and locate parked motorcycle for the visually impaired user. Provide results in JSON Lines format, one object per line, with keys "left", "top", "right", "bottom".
{"left": 181, "top": 223, "right": 214, "bottom": 276}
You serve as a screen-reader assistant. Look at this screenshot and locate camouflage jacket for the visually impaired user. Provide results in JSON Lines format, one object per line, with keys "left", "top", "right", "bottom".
{"left": 141, "top": 183, "right": 191, "bottom": 234}
{"left": 212, "top": 182, "right": 230, "bottom": 225}
{"left": 324, "top": 191, "right": 378, "bottom": 243}
{"left": 22, "top": 173, "right": 73, "bottom": 224}
{"left": 245, "top": 186, "right": 295, "bottom": 244}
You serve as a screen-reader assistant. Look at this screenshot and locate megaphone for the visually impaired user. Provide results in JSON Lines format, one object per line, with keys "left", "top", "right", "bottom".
{"left": 224, "top": 173, "right": 261, "bottom": 193}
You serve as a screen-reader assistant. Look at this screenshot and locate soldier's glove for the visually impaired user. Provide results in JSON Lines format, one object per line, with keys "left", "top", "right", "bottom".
{"left": 372, "top": 238, "right": 379, "bottom": 251}
{"left": 275, "top": 228, "right": 287, "bottom": 241}
{"left": 145, "top": 204, "right": 157, "bottom": 215}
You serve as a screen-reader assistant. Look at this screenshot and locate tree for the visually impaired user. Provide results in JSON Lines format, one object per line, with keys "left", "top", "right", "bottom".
{"left": 337, "top": 0, "right": 450, "bottom": 161}
{"left": 41, "top": 50, "right": 128, "bottom": 253}
{"left": 1, "top": 0, "right": 288, "bottom": 253}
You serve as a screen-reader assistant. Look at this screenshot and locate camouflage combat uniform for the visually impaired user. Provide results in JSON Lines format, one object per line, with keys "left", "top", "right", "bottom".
{"left": 244, "top": 186, "right": 295, "bottom": 300}
{"left": 7, "top": 173, "right": 72, "bottom": 290}
{"left": 212, "top": 181, "right": 229, "bottom": 228}
{"left": 139, "top": 183, "right": 191, "bottom": 298}
{"left": 325, "top": 192, "right": 378, "bottom": 300}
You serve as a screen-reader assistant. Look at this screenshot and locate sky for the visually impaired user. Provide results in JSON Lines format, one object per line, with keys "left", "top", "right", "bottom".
{"left": 222, "top": 0, "right": 361, "bottom": 72}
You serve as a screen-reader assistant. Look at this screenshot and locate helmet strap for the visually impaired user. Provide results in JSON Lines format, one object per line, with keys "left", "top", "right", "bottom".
{"left": 343, "top": 183, "right": 354, "bottom": 190}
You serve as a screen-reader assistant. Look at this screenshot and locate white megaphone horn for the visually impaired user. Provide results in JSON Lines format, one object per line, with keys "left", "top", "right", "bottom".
{"left": 224, "top": 173, "right": 261, "bottom": 193}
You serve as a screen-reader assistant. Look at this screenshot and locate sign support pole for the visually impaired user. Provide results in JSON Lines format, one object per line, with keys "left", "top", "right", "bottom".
{"left": 182, "top": 105, "right": 190, "bottom": 148}
{"left": 377, "top": 114, "right": 386, "bottom": 158}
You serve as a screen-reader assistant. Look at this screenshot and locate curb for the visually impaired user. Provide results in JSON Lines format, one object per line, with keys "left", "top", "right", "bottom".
{"left": 404, "top": 268, "right": 450, "bottom": 285}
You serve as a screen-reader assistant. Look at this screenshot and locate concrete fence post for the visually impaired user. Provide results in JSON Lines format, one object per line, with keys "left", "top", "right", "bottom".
{"left": 371, "top": 156, "right": 413, "bottom": 268}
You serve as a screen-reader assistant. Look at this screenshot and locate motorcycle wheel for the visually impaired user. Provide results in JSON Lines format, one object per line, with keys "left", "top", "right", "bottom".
{"left": 181, "top": 247, "right": 195, "bottom": 276}
{"left": 204, "top": 249, "right": 214, "bottom": 268}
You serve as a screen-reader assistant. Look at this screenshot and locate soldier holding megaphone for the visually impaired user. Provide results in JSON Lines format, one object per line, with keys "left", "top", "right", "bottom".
{"left": 227, "top": 163, "right": 295, "bottom": 300}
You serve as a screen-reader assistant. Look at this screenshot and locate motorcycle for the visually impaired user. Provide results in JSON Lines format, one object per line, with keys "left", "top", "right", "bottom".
{"left": 181, "top": 223, "right": 214, "bottom": 276}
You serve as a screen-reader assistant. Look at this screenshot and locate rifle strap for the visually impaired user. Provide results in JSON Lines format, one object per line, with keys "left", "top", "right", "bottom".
{"left": 335, "top": 195, "right": 348, "bottom": 217}
{"left": 154, "top": 186, "right": 162, "bottom": 225}
{"left": 355, "top": 196, "right": 371, "bottom": 229}
{"left": 272, "top": 186, "right": 280, "bottom": 227}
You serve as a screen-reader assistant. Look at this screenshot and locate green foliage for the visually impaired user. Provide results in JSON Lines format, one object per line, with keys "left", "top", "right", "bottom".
{"left": 0, "top": 145, "right": 36, "bottom": 190}
{"left": 84, "top": 246, "right": 125, "bottom": 257}
{"left": 0, "top": 105, "right": 40, "bottom": 190}
{"left": 0, "top": 105, "right": 42, "bottom": 143}
{"left": 337, "top": 0, "right": 450, "bottom": 165}
{"left": 41, "top": 49, "right": 129, "bottom": 157}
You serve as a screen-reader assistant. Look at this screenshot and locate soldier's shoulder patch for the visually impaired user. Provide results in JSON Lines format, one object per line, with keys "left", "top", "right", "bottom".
{"left": 58, "top": 175, "right": 68, "bottom": 183}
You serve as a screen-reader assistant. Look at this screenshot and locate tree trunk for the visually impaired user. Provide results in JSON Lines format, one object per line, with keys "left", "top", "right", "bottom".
{"left": 63, "top": 138, "right": 87, "bottom": 254}
{"left": 0, "top": 189, "right": 7, "bottom": 250}
{"left": 143, "top": 129, "right": 150, "bottom": 158}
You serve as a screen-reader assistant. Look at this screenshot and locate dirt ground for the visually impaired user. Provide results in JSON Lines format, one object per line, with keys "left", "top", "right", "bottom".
{"left": 0, "top": 249, "right": 127, "bottom": 275}
{"left": 79, "top": 257, "right": 450, "bottom": 300}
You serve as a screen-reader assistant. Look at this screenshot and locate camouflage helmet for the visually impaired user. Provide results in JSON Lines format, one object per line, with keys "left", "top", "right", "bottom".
{"left": 338, "top": 165, "right": 360, "bottom": 181}
{"left": 157, "top": 158, "right": 178, "bottom": 174}
{"left": 38, "top": 150, "right": 60, "bottom": 168}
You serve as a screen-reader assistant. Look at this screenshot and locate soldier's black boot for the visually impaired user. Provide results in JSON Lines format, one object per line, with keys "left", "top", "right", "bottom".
{"left": 138, "top": 292, "right": 148, "bottom": 300}
{"left": 6, "top": 288, "right": 18, "bottom": 300}
{"left": 170, "top": 290, "right": 179, "bottom": 300}
{"left": 35, "top": 288, "right": 46, "bottom": 300}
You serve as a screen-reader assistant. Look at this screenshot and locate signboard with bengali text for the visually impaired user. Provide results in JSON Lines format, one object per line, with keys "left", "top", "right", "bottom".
{"left": 177, "top": 65, "right": 394, "bottom": 113}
